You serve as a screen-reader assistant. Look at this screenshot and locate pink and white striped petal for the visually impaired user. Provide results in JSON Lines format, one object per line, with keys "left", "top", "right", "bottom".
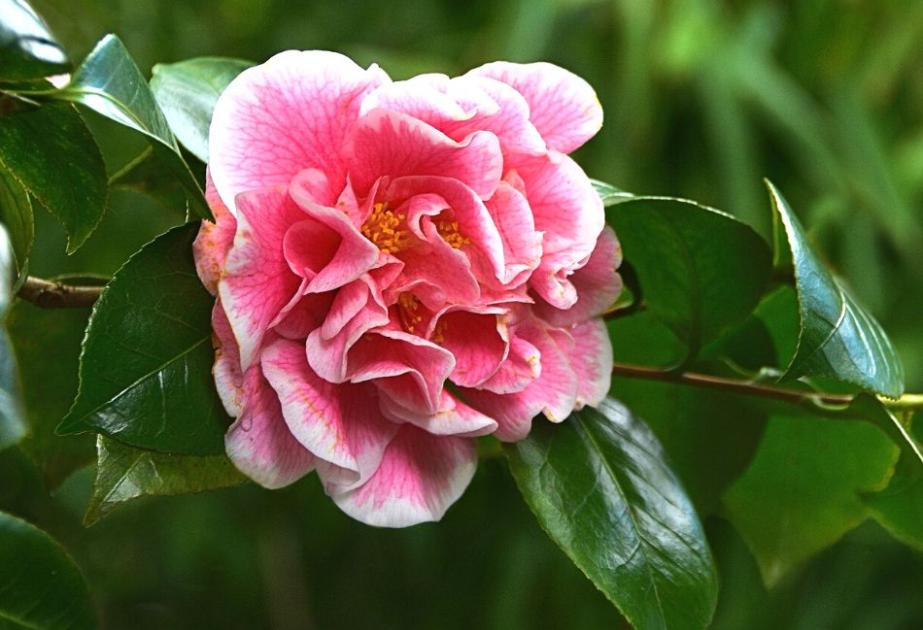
{"left": 225, "top": 367, "right": 317, "bottom": 489}
{"left": 467, "top": 61, "right": 603, "bottom": 154}
{"left": 329, "top": 425, "right": 477, "bottom": 527}
{"left": 345, "top": 109, "right": 503, "bottom": 200}
{"left": 218, "top": 187, "right": 304, "bottom": 370}
{"left": 569, "top": 319, "right": 613, "bottom": 408}
{"left": 209, "top": 50, "right": 389, "bottom": 212}
{"left": 262, "top": 338, "right": 398, "bottom": 484}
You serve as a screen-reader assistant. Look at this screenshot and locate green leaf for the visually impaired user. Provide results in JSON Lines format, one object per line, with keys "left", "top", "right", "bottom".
{"left": 608, "top": 196, "right": 772, "bottom": 360}
{"left": 7, "top": 299, "right": 95, "bottom": 487}
{"left": 611, "top": 378, "right": 767, "bottom": 515}
{"left": 0, "top": 168, "right": 33, "bottom": 275}
{"left": 0, "top": 104, "right": 106, "bottom": 253}
{"left": 506, "top": 398, "right": 718, "bottom": 629}
{"left": 59, "top": 223, "right": 229, "bottom": 455}
{"left": 766, "top": 181, "right": 904, "bottom": 397}
{"left": 0, "top": 0, "right": 69, "bottom": 81}
{"left": 723, "top": 414, "right": 899, "bottom": 586}
{"left": 0, "top": 510, "right": 96, "bottom": 629}
{"left": 85, "top": 435, "right": 244, "bottom": 525}
{"left": 0, "top": 224, "right": 25, "bottom": 451}
{"left": 150, "top": 57, "right": 253, "bottom": 163}
{"left": 865, "top": 417, "right": 923, "bottom": 551}
{"left": 54, "top": 35, "right": 209, "bottom": 220}
{"left": 591, "top": 178, "right": 633, "bottom": 207}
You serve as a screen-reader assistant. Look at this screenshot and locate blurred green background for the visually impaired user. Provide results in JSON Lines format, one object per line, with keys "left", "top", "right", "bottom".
{"left": 3, "top": 0, "right": 923, "bottom": 627}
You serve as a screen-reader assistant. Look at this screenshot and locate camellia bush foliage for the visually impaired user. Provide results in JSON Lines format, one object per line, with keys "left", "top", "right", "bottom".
{"left": 1, "top": 1, "right": 922, "bottom": 628}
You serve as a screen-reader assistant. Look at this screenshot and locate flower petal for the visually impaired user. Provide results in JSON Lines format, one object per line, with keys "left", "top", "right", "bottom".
{"left": 210, "top": 50, "right": 389, "bottom": 212}
{"left": 379, "top": 389, "right": 497, "bottom": 437}
{"left": 329, "top": 425, "right": 477, "bottom": 527}
{"left": 462, "top": 320, "right": 577, "bottom": 441}
{"left": 570, "top": 319, "right": 613, "bottom": 408}
{"left": 346, "top": 108, "right": 503, "bottom": 200}
{"left": 218, "top": 187, "right": 303, "bottom": 370}
{"left": 194, "top": 171, "right": 237, "bottom": 295}
{"left": 467, "top": 61, "right": 602, "bottom": 153}
{"left": 535, "top": 226, "right": 622, "bottom": 326}
{"left": 225, "top": 366, "right": 316, "bottom": 489}
{"left": 262, "top": 338, "right": 397, "bottom": 482}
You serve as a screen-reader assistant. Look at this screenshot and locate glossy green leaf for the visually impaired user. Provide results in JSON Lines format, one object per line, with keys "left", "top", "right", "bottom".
{"left": 766, "top": 181, "right": 904, "bottom": 397}
{"left": 7, "top": 299, "right": 95, "bottom": 486}
{"left": 0, "top": 510, "right": 96, "bottom": 629}
{"left": 150, "top": 57, "right": 253, "bottom": 162}
{"left": 506, "top": 398, "right": 718, "bottom": 629}
{"left": 608, "top": 196, "right": 772, "bottom": 360}
{"left": 0, "top": 104, "right": 106, "bottom": 253}
{"left": 0, "top": 225, "right": 25, "bottom": 451}
{"left": 85, "top": 435, "right": 244, "bottom": 525}
{"left": 0, "top": 168, "right": 33, "bottom": 275}
{"left": 723, "top": 415, "right": 898, "bottom": 586}
{"left": 0, "top": 0, "right": 69, "bottom": 81}
{"left": 55, "top": 35, "right": 209, "bottom": 219}
{"left": 592, "top": 178, "right": 633, "bottom": 207}
{"left": 59, "top": 223, "right": 229, "bottom": 455}
{"left": 611, "top": 378, "right": 767, "bottom": 515}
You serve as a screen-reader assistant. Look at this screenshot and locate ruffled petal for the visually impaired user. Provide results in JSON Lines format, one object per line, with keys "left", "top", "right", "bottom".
{"left": 329, "top": 425, "right": 477, "bottom": 527}
{"left": 210, "top": 50, "right": 389, "bottom": 211}
{"left": 467, "top": 61, "right": 602, "bottom": 154}
{"left": 225, "top": 366, "right": 316, "bottom": 489}
{"left": 262, "top": 338, "right": 397, "bottom": 483}
{"left": 218, "top": 187, "right": 304, "bottom": 369}
{"left": 346, "top": 109, "right": 503, "bottom": 200}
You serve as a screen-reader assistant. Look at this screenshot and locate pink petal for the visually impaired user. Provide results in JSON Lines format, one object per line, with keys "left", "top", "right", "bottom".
{"left": 307, "top": 276, "right": 390, "bottom": 383}
{"left": 513, "top": 152, "right": 604, "bottom": 308}
{"left": 478, "top": 334, "right": 541, "bottom": 395}
{"left": 193, "top": 171, "right": 237, "bottom": 295}
{"left": 569, "top": 319, "right": 613, "bottom": 408}
{"left": 449, "top": 75, "right": 547, "bottom": 156}
{"left": 379, "top": 390, "right": 497, "bottom": 437}
{"left": 385, "top": 175, "right": 506, "bottom": 286}
{"left": 218, "top": 187, "right": 303, "bottom": 370}
{"left": 209, "top": 50, "right": 389, "bottom": 212}
{"left": 225, "top": 366, "right": 316, "bottom": 489}
{"left": 347, "top": 329, "right": 455, "bottom": 415}
{"left": 467, "top": 61, "right": 603, "bottom": 154}
{"left": 346, "top": 109, "right": 503, "bottom": 200}
{"left": 434, "top": 309, "right": 506, "bottom": 388}
{"left": 535, "top": 226, "right": 622, "bottom": 326}
{"left": 484, "top": 181, "right": 542, "bottom": 287}
{"left": 329, "top": 425, "right": 477, "bottom": 527}
{"left": 262, "top": 338, "right": 398, "bottom": 482}
{"left": 462, "top": 319, "right": 577, "bottom": 441}
{"left": 211, "top": 301, "right": 244, "bottom": 417}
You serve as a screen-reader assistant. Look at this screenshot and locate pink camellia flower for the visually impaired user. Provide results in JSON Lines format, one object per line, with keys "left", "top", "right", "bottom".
{"left": 194, "top": 51, "right": 622, "bottom": 527}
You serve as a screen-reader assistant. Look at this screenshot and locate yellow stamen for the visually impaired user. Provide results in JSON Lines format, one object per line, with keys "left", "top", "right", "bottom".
{"left": 435, "top": 215, "right": 470, "bottom": 250}
{"left": 361, "top": 202, "right": 412, "bottom": 254}
{"left": 397, "top": 292, "right": 424, "bottom": 334}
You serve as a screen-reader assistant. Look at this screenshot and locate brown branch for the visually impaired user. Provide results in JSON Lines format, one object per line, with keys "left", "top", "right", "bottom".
{"left": 612, "top": 361, "right": 854, "bottom": 406}
{"left": 17, "top": 276, "right": 103, "bottom": 309}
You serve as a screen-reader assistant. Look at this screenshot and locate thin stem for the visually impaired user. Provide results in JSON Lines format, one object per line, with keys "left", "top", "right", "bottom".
{"left": 17, "top": 276, "right": 103, "bottom": 309}
{"left": 612, "top": 361, "right": 854, "bottom": 405}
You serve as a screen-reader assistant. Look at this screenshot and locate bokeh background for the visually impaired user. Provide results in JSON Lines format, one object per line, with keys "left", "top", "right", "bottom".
{"left": 2, "top": 0, "right": 922, "bottom": 627}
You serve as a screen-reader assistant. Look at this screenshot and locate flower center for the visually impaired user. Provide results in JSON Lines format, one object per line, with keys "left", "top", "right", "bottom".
{"left": 434, "top": 214, "right": 469, "bottom": 250}
{"left": 361, "top": 202, "right": 412, "bottom": 254}
{"left": 397, "top": 292, "right": 424, "bottom": 334}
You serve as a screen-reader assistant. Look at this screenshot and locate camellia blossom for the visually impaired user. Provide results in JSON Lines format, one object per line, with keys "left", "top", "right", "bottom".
{"left": 194, "top": 50, "right": 622, "bottom": 527}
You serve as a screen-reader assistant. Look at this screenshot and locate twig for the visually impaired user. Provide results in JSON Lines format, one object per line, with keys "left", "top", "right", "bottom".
{"left": 16, "top": 276, "right": 103, "bottom": 309}
{"left": 612, "top": 361, "right": 854, "bottom": 406}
